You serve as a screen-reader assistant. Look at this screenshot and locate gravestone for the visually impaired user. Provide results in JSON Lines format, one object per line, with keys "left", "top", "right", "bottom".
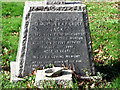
{"left": 10, "top": 0, "right": 95, "bottom": 81}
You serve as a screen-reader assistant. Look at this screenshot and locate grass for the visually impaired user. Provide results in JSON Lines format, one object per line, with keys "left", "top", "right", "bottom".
{"left": 87, "top": 2, "right": 119, "bottom": 62}
{"left": 1, "top": 1, "right": 119, "bottom": 89}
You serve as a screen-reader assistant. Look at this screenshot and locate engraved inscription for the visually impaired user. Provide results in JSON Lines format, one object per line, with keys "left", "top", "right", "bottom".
{"left": 24, "top": 12, "right": 90, "bottom": 75}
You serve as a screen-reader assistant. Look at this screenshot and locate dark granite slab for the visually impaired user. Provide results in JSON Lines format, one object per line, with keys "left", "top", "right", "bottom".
{"left": 23, "top": 11, "right": 93, "bottom": 75}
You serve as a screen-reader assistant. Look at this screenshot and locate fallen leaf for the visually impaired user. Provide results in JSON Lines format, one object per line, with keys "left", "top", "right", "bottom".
{"left": 4, "top": 47, "right": 8, "bottom": 55}
{"left": 27, "top": 81, "right": 31, "bottom": 88}
{"left": 94, "top": 49, "right": 99, "bottom": 53}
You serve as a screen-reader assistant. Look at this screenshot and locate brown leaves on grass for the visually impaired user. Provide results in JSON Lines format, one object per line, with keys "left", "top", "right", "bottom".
{"left": 3, "top": 47, "right": 14, "bottom": 55}
{"left": 11, "top": 31, "right": 19, "bottom": 36}
{"left": 3, "top": 47, "right": 8, "bottom": 55}
{"left": 94, "top": 44, "right": 104, "bottom": 64}
{"left": 72, "top": 71, "right": 101, "bottom": 88}
{"left": 27, "top": 81, "right": 31, "bottom": 88}
{"left": 94, "top": 44, "right": 113, "bottom": 65}
{"left": 3, "top": 15, "right": 11, "bottom": 19}
{"left": 62, "top": 63, "right": 101, "bottom": 88}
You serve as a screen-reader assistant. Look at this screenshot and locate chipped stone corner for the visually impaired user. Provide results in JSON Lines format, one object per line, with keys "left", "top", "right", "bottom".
{"left": 10, "top": 62, "right": 24, "bottom": 82}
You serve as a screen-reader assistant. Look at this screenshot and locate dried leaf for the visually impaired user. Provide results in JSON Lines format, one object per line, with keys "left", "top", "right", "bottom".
{"left": 0, "top": 54, "right": 3, "bottom": 57}
{"left": 32, "top": 70, "right": 37, "bottom": 75}
{"left": 78, "top": 81, "right": 84, "bottom": 86}
{"left": 4, "top": 47, "right": 8, "bottom": 55}
{"left": 99, "top": 50, "right": 104, "bottom": 54}
{"left": 103, "top": 56, "right": 107, "bottom": 60}
{"left": 94, "top": 49, "right": 99, "bottom": 53}
{"left": 27, "top": 81, "right": 31, "bottom": 88}
{"left": 32, "top": 80, "right": 34, "bottom": 84}
{"left": 90, "top": 83, "right": 95, "bottom": 88}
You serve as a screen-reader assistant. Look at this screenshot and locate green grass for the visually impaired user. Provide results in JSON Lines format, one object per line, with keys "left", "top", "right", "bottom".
{"left": 2, "top": 2, "right": 24, "bottom": 17}
{"left": 1, "top": 2, "right": 119, "bottom": 89}
{"left": 112, "top": 74, "right": 120, "bottom": 88}
{"left": 87, "top": 2, "right": 119, "bottom": 62}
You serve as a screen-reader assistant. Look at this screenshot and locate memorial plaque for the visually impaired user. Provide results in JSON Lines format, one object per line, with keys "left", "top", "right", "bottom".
{"left": 11, "top": 1, "right": 95, "bottom": 79}
{"left": 23, "top": 11, "right": 92, "bottom": 75}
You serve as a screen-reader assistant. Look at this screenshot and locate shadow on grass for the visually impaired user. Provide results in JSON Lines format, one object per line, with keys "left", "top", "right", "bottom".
{"left": 95, "top": 60, "right": 120, "bottom": 81}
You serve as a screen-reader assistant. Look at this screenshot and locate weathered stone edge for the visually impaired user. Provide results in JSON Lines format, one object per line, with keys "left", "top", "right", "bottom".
{"left": 10, "top": 62, "right": 24, "bottom": 82}
{"left": 83, "top": 6, "right": 95, "bottom": 75}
